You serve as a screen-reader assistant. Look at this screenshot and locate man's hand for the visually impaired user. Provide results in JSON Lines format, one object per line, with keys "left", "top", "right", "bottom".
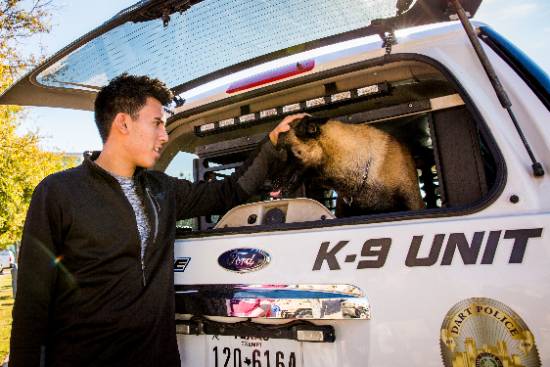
{"left": 269, "top": 113, "right": 309, "bottom": 146}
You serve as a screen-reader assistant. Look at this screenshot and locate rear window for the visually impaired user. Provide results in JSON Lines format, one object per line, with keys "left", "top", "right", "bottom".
{"left": 36, "top": 0, "right": 405, "bottom": 92}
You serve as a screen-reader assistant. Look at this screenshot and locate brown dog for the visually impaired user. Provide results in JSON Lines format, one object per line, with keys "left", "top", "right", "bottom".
{"left": 277, "top": 116, "right": 424, "bottom": 216}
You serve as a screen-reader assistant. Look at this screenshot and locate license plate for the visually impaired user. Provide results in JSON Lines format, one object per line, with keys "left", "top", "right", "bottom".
{"left": 207, "top": 335, "right": 302, "bottom": 367}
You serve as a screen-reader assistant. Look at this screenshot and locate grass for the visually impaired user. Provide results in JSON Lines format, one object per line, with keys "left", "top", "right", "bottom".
{"left": 0, "top": 273, "right": 13, "bottom": 363}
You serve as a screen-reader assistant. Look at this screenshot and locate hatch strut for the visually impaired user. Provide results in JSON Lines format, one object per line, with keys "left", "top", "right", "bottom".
{"left": 381, "top": 31, "right": 397, "bottom": 56}
{"left": 450, "top": 0, "right": 544, "bottom": 177}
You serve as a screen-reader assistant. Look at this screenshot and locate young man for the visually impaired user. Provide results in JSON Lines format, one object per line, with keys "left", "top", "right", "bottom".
{"left": 10, "top": 74, "right": 303, "bottom": 367}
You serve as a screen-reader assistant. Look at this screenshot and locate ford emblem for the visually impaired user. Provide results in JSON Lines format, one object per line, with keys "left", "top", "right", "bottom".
{"left": 218, "top": 248, "right": 271, "bottom": 273}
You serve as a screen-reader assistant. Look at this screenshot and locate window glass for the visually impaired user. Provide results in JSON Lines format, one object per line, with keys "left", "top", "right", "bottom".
{"left": 165, "top": 151, "right": 198, "bottom": 230}
{"left": 36, "top": 0, "right": 402, "bottom": 91}
{"left": 165, "top": 151, "right": 197, "bottom": 180}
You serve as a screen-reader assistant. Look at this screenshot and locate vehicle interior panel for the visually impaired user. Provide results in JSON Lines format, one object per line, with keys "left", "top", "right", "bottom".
{"left": 163, "top": 60, "right": 498, "bottom": 232}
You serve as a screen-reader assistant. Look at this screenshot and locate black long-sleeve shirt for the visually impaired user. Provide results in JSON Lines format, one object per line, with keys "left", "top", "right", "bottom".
{"left": 10, "top": 138, "right": 284, "bottom": 367}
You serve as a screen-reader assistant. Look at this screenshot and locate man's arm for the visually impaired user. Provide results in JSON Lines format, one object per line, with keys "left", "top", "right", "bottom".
{"left": 173, "top": 114, "right": 306, "bottom": 219}
{"left": 9, "top": 179, "right": 62, "bottom": 367}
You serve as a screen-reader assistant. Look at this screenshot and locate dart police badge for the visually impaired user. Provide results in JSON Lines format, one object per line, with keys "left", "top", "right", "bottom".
{"left": 440, "top": 298, "right": 540, "bottom": 367}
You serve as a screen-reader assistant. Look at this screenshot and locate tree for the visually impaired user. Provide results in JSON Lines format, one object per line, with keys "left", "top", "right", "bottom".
{"left": 1, "top": 0, "right": 52, "bottom": 78}
{"left": 0, "top": 0, "right": 75, "bottom": 250}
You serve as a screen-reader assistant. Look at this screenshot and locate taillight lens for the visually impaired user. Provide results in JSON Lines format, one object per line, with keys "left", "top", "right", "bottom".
{"left": 226, "top": 59, "right": 315, "bottom": 93}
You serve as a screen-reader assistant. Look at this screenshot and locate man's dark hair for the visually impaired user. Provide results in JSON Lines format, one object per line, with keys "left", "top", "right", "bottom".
{"left": 94, "top": 73, "right": 173, "bottom": 142}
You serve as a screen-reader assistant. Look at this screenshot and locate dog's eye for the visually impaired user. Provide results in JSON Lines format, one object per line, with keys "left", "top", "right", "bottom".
{"left": 307, "top": 123, "right": 318, "bottom": 135}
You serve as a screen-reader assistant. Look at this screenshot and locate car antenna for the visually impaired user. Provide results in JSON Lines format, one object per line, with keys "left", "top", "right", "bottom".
{"left": 450, "top": 0, "right": 544, "bottom": 177}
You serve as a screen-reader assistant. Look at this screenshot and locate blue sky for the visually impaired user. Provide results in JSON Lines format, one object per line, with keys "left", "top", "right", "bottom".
{"left": 14, "top": 0, "right": 550, "bottom": 153}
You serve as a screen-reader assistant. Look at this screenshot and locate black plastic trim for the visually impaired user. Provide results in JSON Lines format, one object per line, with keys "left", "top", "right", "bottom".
{"left": 176, "top": 317, "right": 335, "bottom": 343}
{"left": 173, "top": 53, "right": 506, "bottom": 239}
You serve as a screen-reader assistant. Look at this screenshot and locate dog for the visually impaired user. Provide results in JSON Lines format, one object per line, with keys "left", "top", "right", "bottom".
{"left": 275, "top": 116, "right": 424, "bottom": 216}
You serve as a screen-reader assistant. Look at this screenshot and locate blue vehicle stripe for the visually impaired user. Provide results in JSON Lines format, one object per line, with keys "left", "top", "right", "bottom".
{"left": 479, "top": 25, "right": 550, "bottom": 111}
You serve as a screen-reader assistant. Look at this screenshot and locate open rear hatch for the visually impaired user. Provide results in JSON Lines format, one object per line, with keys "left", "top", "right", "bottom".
{"left": 0, "top": 0, "right": 482, "bottom": 110}
{"left": 2, "top": 2, "right": 500, "bottom": 366}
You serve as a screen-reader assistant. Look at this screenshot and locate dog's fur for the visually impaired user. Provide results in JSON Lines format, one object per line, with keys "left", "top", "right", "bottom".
{"left": 276, "top": 116, "right": 424, "bottom": 216}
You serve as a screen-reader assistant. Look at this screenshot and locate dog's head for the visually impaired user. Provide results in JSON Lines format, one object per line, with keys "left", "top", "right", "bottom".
{"left": 278, "top": 115, "right": 329, "bottom": 167}
{"left": 269, "top": 115, "right": 330, "bottom": 195}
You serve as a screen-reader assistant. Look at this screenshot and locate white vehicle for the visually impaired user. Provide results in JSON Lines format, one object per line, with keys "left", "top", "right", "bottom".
{"left": 2, "top": 0, "right": 549, "bottom": 366}
{"left": 0, "top": 249, "right": 14, "bottom": 274}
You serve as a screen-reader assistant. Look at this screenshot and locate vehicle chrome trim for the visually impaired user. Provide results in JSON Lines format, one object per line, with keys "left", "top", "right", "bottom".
{"left": 174, "top": 284, "right": 371, "bottom": 320}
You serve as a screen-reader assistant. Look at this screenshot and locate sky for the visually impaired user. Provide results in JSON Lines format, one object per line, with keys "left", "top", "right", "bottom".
{"left": 12, "top": 0, "right": 550, "bottom": 154}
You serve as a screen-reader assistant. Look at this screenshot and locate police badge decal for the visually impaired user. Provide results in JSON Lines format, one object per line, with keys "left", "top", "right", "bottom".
{"left": 440, "top": 297, "right": 540, "bottom": 367}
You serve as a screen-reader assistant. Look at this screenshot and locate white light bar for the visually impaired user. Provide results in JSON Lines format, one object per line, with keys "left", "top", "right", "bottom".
{"left": 296, "top": 330, "right": 325, "bottom": 342}
{"left": 199, "top": 123, "right": 215, "bottom": 133}
{"left": 218, "top": 118, "right": 236, "bottom": 128}
{"left": 282, "top": 103, "right": 301, "bottom": 113}
{"left": 306, "top": 97, "right": 326, "bottom": 108}
{"left": 239, "top": 113, "right": 256, "bottom": 123}
{"left": 259, "top": 108, "right": 278, "bottom": 119}
{"left": 194, "top": 83, "right": 388, "bottom": 135}
{"left": 330, "top": 91, "right": 351, "bottom": 102}
{"left": 357, "top": 85, "right": 380, "bottom": 96}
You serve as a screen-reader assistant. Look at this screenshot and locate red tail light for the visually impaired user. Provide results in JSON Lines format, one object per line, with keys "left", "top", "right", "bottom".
{"left": 226, "top": 59, "right": 315, "bottom": 94}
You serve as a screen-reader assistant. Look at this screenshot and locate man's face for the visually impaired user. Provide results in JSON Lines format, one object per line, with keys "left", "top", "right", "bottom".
{"left": 125, "top": 97, "right": 168, "bottom": 169}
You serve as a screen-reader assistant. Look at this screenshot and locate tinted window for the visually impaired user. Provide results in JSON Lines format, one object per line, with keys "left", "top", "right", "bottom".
{"left": 36, "top": 0, "right": 403, "bottom": 91}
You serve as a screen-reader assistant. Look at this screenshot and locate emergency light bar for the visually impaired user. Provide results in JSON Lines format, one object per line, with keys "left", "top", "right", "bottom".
{"left": 195, "top": 82, "right": 390, "bottom": 136}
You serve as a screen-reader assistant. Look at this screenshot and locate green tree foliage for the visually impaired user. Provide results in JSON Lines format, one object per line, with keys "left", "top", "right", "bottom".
{"left": 0, "top": 0, "right": 76, "bottom": 249}
{"left": 1, "top": 0, "right": 52, "bottom": 77}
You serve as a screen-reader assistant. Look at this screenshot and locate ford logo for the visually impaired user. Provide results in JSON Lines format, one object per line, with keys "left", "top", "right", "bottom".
{"left": 218, "top": 248, "right": 271, "bottom": 273}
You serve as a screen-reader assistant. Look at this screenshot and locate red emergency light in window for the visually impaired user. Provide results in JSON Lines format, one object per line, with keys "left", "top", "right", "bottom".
{"left": 226, "top": 59, "right": 315, "bottom": 94}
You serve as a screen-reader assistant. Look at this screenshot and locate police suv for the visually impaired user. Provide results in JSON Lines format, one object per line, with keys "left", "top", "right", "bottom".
{"left": 2, "top": 0, "right": 549, "bottom": 366}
